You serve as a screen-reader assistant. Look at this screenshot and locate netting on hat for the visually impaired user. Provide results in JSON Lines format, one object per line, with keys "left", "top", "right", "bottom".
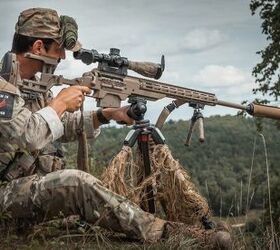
{"left": 60, "top": 16, "right": 78, "bottom": 50}
{"left": 101, "top": 143, "right": 210, "bottom": 225}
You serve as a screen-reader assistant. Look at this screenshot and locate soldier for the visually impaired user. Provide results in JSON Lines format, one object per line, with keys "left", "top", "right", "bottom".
{"left": 0, "top": 8, "right": 231, "bottom": 248}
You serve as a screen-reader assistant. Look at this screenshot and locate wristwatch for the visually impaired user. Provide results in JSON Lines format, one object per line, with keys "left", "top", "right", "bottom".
{"left": 96, "top": 108, "right": 110, "bottom": 124}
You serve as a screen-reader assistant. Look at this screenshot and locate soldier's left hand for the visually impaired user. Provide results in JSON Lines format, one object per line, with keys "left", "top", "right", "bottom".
{"left": 93, "top": 106, "right": 134, "bottom": 128}
{"left": 109, "top": 106, "right": 134, "bottom": 125}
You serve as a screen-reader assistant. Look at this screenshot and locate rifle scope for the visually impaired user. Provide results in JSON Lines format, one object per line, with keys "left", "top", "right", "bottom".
{"left": 73, "top": 48, "right": 165, "bottom": 79}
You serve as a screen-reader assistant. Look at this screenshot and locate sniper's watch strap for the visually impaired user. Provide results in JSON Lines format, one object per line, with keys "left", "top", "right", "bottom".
{"left": 96, "top": 108, "right": 110, "bottom": 124}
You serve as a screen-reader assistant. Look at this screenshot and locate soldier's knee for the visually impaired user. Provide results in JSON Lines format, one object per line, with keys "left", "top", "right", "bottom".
{"left": 33, "top": 169, "right": 102, "bottom": 208}
{"left": 62, "top": 169, "right": 100, "bottom": 187}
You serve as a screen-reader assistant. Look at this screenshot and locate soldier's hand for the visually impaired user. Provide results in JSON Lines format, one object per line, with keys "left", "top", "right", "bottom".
{"left": 93, "top": 106, "right": 134, "bottom": 129}
{"left": 110, "top": 106, "right": 134, "bottom": 125}
{"left": 49, "top": 85, "right": 91, "bottom": 117}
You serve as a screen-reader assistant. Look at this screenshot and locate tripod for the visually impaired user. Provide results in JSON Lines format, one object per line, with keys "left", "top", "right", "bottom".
{"left": 122, "top": 98, "right": 215, "bottom": 229}
{"left": 123, "top": 97, "right": 165, "bottom": 213}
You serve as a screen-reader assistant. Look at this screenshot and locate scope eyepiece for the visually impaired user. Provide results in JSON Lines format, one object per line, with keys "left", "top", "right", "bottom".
{"left": 73, "top": 49, "right": 98, "bottom": 65}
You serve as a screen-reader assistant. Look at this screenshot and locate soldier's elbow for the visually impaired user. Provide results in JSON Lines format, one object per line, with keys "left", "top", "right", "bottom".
{"left": 25, "top": 136, "right": 47, "bottom": 151}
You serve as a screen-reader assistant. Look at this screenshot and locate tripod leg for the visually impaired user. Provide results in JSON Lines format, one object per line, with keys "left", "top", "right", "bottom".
{"left": 138, "top": 133, "right": 155, "bottom": 214}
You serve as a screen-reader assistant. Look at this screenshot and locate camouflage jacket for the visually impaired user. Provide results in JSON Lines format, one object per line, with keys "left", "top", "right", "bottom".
{"left": 0, "top": 53, "right": 100, "bottom": 180}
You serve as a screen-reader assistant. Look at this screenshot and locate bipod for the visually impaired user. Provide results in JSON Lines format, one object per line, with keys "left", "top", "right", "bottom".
{"left": 185, "top": 102, "right": 205, "bottom": 146}
{"left": 123, "top": 97, "right": 165, "bottom": 213}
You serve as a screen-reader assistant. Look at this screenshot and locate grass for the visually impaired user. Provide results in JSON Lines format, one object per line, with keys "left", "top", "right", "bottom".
{"left": 0, "top": 223, "right": 199, "bottom": 250}
{"left": 0, "top": 210, "right": 278, "bottom": 250}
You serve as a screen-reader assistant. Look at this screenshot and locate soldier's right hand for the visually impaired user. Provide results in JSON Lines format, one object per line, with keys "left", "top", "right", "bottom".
{"left": 49, "top": 85, "right": 91, "bottom": 117}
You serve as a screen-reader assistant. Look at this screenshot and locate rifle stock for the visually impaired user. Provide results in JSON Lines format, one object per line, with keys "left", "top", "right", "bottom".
{"left": 88, "top": 69, "right": 218, "bottom": 108}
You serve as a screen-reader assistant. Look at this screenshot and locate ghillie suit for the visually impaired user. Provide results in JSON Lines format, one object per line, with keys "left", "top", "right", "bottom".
{"left": 101, "top": 143, "right": 210, "bottom": 226}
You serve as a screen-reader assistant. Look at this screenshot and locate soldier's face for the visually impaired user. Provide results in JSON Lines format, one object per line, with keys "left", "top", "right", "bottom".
{"left": 28, "top": 39, "right": 66, "bottom": 75}
{"left": 42, "top": 41, "right": 66, "bottom": 61}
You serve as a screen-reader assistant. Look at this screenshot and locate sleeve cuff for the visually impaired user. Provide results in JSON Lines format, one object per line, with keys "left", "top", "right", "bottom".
{"left": 83, "top": 111, "right": 101, "bottom": 139}
{"left": 36, "top": 106, "right": 64, "bottom": 141}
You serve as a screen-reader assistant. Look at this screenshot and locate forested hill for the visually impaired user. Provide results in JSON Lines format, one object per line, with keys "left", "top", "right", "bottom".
{"left": 63, "top": 115, "right": 280, "bottom": 216}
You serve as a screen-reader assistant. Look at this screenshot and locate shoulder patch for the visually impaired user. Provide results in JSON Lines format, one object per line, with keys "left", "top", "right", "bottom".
{"left": 0, "top": 76, "right": 19, "bottom": 95}
{"left": 0, "top": 91, "right": 14, "bottom": 119}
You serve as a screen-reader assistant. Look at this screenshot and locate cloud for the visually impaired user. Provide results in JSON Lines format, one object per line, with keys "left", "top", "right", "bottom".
{"left": 192, "top": 64, "right": 255, "bottom": 102}
{"left": 180, "top": 29, "right": 226, "bottom": 52}
{"left": 157, "top": 28, "right": 227, "bottom": 56}
{"left": 193, "top": 65, "right": 248, "bottom": 87}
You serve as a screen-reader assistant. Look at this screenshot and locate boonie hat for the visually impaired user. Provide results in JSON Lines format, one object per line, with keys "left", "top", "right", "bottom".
{"left": 15, "top": 8, "right": 81, "bottom": 52}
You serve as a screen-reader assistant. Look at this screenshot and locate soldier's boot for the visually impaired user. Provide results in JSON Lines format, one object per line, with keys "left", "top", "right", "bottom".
{"left": 162, "top": 221, "right": 232, "bottom": 250}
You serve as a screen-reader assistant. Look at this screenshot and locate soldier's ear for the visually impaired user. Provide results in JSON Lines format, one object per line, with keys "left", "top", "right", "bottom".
{"left": 31, "top": 40, "right": 44, "bottom": 55}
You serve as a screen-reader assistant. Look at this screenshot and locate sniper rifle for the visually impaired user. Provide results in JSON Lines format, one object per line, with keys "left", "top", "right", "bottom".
{"left": 5, "top": 48, "right": 279, "bottom": 123}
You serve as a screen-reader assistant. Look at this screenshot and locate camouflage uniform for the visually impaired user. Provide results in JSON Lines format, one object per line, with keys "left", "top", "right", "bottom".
{"left": 0, "top": 78, "right": 165, "bottom": 242}
{"left": 0, "top": 8, "right": 165, "bottom": 242}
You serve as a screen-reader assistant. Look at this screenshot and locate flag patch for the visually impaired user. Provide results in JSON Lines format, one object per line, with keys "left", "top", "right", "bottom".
{"left": 0, "top": 92, "right": 14, "bottom": 119}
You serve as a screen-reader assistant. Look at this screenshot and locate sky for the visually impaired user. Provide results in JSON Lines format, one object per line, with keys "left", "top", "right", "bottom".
{"left": 0, "top": 0, "right": 270, "bottom": 124}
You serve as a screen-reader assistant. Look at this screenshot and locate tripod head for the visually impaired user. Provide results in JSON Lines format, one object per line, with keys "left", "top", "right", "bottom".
{"left": 127, "top": 97, "right": 147, "bottom": 121}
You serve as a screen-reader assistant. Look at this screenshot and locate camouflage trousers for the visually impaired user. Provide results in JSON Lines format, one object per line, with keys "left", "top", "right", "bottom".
{"left": 0, "top": 169, "right": 165, "bottom": 242}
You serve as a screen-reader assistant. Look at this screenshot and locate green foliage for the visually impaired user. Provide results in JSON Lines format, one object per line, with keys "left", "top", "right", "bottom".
{"left": 161, "top": 116, "right": 280, "bottom": 216}
{"left": 250, "top": 1, "right": 280, "bottom": 234}
{"left": 250, "top": 0, "right": 280, "bottom": 100}
{"left": 63, "top": 116, "right": 280, "bottom": 218}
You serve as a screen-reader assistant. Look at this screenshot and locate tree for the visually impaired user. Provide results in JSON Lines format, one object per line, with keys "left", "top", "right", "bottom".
{"left": 250, "top": 0, "right": 280, "bottom": 101}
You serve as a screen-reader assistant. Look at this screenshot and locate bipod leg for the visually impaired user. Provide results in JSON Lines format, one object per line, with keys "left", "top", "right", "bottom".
{"left": 185, "top": 103, "right": 205, "bottom": 146}
{"left": 185, "top": 114, "right": 197, "bottom": 146}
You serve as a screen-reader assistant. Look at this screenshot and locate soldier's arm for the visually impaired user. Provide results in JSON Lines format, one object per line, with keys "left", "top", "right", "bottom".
{"left": 0, "top": 92, "right": 63, "bottom": 152}
{"left": 0, "top": 82, "right": 89, "bottom": 151}
{"left": 51, "top": 86, "right": 133, "bottom": 143}
{"left": 58, "top": 106, "right": 133, "bottom": 143}
{"left": 59, "top": 111, "right": 100, "bottom": 143}
{"left": 0, "top": 80, "right": 133, "bottom": 148}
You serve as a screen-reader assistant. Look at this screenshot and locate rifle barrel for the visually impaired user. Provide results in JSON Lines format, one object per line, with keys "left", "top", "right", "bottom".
{"left": 217, "top": 100, "right": 247, "bottom": 111}
{"left": 217, "top": 100, "right": 280, "bottom": 120}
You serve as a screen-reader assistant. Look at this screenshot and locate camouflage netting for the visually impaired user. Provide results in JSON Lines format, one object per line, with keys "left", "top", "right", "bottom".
{"left": 101, "top": 143, "right": 210, "bottom": 225}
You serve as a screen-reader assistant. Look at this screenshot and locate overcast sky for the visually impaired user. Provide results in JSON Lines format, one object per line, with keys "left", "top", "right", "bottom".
{"left": 0, "top": 0, "right": 270, "bottom": 123}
